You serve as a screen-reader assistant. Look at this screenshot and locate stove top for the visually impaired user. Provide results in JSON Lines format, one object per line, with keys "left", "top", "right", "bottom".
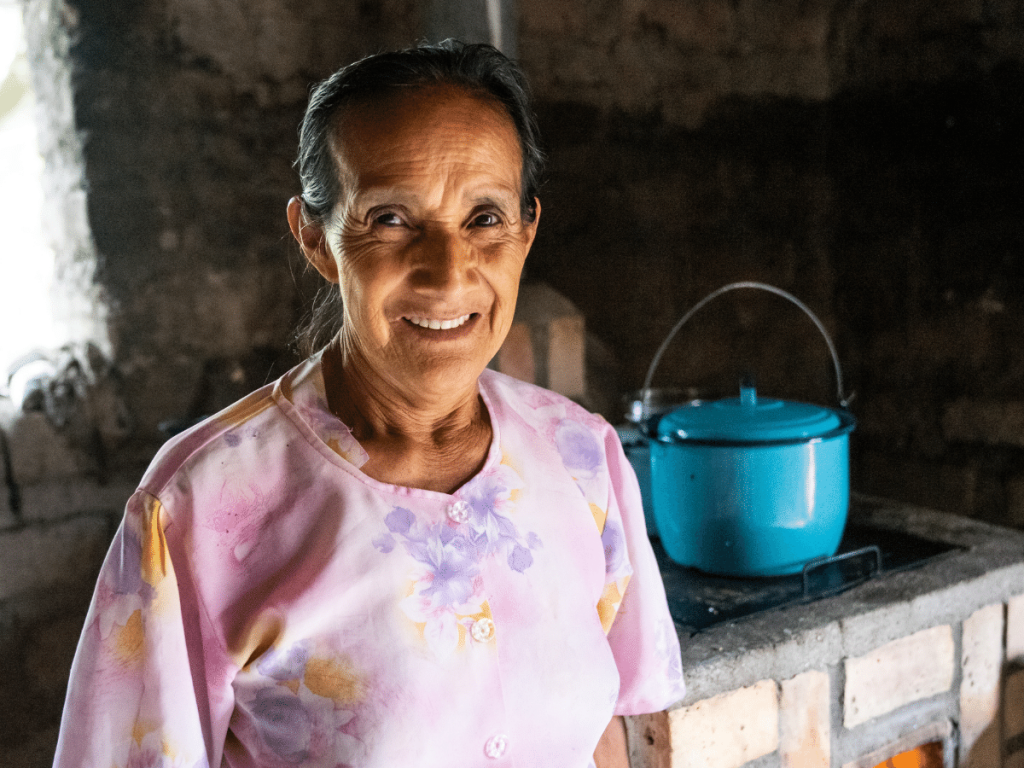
{"left": 656, "top": 522, "right": 963, "bottom": 634}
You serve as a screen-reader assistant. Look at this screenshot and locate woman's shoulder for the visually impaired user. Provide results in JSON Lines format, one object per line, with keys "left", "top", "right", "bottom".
{"left": 479, "top": 369, "right": 610, "bottom": 431}
{"left": 478, "top": 369, "right": 616, "bottom": 464}
{"left": 138, "top": 378, "right": 285, "bottom": 497}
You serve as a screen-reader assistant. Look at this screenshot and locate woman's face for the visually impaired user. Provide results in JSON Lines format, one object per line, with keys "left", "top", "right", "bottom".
{"left": 297, "top": 86, "right": 539, "bottom": 402}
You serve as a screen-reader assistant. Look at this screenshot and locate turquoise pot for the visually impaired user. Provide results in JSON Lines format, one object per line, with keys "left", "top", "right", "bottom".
{"left": 649, "top": 387, "right": 856, "bottom": 577}
{"left": 640, "top": 281, "right": 857, "bottom": 577}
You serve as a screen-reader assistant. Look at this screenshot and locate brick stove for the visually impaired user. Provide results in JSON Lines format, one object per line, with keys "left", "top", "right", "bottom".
{"left": 626, "top": 496, "right": 1024, "bottom": 768}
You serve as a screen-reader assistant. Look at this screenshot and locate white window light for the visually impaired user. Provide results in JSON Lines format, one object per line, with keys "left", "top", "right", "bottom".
{"left": 0, "top": 0, "right": 58, "bottom": 388}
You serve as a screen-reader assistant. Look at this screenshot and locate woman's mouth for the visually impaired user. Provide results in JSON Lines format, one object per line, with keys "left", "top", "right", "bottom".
{"left": 404, "top": 314, "right": 473, "bottom": 330}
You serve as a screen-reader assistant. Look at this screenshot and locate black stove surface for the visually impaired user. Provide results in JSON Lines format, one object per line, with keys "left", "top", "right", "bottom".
{"left": 656, "top": 523, "right": 962, "bottom": 634}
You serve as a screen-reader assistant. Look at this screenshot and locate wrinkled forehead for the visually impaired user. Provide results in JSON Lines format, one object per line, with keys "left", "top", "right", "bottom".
{"left": 327, "top": 84, "right": 523, "bottom": 186}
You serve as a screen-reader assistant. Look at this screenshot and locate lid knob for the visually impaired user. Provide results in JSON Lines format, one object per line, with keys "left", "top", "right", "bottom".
{"left": 740, "top": 384, "right": 757, "bottom": 408}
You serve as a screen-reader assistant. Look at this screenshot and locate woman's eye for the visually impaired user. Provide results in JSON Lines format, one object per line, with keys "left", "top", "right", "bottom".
{"left": 471, "top": 212, "right": 501, "bottom": 228}
{"left": 374, "top": 212, "right": 404, "bottom": 227}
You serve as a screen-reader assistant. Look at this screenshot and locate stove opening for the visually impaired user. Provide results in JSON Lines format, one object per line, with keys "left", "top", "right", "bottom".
{"left": 874, "top": 740, "right": 943, "bottom": 768}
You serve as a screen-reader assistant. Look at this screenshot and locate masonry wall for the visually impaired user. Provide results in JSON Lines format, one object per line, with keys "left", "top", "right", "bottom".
{"left": 2, "top": 0, "right": 1024, "bottom": 764}
{"left": 4, "top": 1, "right": 421, "bottom": 762}
{"left": 515, "top": 0, "right": 1024, "bottom": 526}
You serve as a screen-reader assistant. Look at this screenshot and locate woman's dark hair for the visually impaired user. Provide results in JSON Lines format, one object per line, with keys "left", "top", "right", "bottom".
{"left": 293, "top": 39, "right": 546, "bottom": 355}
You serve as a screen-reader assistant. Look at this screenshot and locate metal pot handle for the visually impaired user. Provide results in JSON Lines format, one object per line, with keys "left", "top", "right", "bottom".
{"left": 641, "top": 281, "right": 852, "bottom": 410}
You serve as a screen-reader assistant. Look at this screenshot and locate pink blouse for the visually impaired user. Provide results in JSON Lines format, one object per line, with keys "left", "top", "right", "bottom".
{"left": 54, "top": 355, "right": 685, "bottom": 767}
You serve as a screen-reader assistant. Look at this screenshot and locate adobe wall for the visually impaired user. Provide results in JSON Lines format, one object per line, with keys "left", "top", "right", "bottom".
{"left": 2, "top": 0, "right": 1023, "bottom": 763}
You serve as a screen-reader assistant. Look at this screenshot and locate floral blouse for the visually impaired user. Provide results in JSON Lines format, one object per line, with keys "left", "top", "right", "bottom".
{"left": 53, "top": 355, "right": 685, "bottom": 768}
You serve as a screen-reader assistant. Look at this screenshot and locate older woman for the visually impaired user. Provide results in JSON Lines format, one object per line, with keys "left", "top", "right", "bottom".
{"left": 54, "top": 42, "right": 684, "bottom": 768}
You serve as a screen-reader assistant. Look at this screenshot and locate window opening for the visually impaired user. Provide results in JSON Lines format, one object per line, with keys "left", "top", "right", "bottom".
{"left": 0, "top": 0, "right": 58, "bottom": 380}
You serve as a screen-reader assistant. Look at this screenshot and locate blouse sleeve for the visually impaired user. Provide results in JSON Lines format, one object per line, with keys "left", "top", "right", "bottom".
{"left": 53, "top": 491, "right": 225, "bottom": 768}
{"left": 599, "top": 422, "right": 686, "bottom": 715}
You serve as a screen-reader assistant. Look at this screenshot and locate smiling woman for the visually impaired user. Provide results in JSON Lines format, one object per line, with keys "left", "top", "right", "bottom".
{"left": 288, "top": 84, "right": 539, "bottom": 491}
{"left": 53, "top": 41, "right": 684, "bottom": 768}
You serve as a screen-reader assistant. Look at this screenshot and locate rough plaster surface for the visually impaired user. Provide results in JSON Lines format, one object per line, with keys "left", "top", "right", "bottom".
{"left": 22, "top": 0, "right": 424, "bottom": 453}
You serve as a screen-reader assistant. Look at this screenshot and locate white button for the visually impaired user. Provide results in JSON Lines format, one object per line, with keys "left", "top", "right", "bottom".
{"left": 484, "top": 734, "right": 508, "bottom": 759}
{"left": 447, "top": 500, "right": 470, "bottom": 524}
{"left": 471, "top": 617, "right": 495, "bottom": 643}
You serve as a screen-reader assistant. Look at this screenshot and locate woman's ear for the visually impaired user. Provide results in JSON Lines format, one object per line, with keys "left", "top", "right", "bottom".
{"left": 287, "top": 196, "right": 339, "bottom": 283}
{"left": 523, "top": 197, "right": 541, "bottom": 251}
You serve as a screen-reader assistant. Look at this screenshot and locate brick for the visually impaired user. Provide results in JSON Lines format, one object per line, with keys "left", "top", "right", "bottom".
{"left": 547, "top": 314, "right": 585, "bottom": 399}
{"left": 5, "top": 411, "right": 83, "bottom": 485}
{"left": 942, "top": 399, "right": 1024, "bottom": 448}
{"left": 668, "top": 680, "right": 779, "bottom": 768}
{"left": 18, "top": 479, "right": 134, "bottom": 522}
{"left": 1004, "top": 668, "right": 1024, "bottom": 742}
{"left": 1008, "top": 593, "right": 1024, "bottom": 661}
{"left": 843, "top": 625, "right": 954, "bottom": 727}
{"left": 25, "top": 615, "right": 83, "bottom": 695}
{"left": 626, "top": 711, "right": 671, "bottom": 768}
{"left": 960, "top": 604, "right": 1005, "bottom": 766}
{"left": 0, "top": 516, "right": 111, "bottom": 602}
{"left": 0, "top": 477, "right": 16, "bottom": 531}
{"left": 645, "top": 0, "right": 736, "bottom": 52}
{"left": 495, "top": 322, "right": 535, "bottom": 386}
{"left": 507, "top": 283, "right": 587, "bottom": 399}
{"left": 779, "top": 670, "right": 829, "bottom": 768}
{"left": 856, "top": 451, "right": 978, "bottom": 519}
{"left": 1009, "top": 476, "right": 1024, "bottom": 528}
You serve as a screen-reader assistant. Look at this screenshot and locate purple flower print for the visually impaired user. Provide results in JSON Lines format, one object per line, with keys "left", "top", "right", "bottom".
{"left": 251, "top": 687, "right": 313, "bottom": 764}
{"left": 256, "top": 643, "right": 310, "bottom": 682}
{"left": 507, "top": 543, "right": 533, "bottom": 573}
{"left": 409, "top": 525, "right": 480, "bottom": 609}
{"left": 384, "top": 507, "right": 415, "bottom": 535}
{"left": 112, "top": 527, "right": 145, "bottom": 596}
{"left": 555, "top": 419, "right": 602, "bottom": 478}
{"left": 461, "top": 475, "right": 517, "bottom": 553}
{"left": 378, "top": 463, "right": 543, "bottom": 654}
{"left": 601, "top": 519, "right": 625, "bottom": 576}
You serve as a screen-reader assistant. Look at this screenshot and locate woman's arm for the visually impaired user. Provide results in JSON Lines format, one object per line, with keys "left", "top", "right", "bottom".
{"left": 54, "top": 492, "right": 217, "bottom": 767}
{"left": 594, "top": 715, "right": 629, "bottom": 768}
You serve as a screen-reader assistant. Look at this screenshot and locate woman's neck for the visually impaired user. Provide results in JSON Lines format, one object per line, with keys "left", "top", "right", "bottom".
{"left": 321, "top": 340, "right": 492, "bottom": 493}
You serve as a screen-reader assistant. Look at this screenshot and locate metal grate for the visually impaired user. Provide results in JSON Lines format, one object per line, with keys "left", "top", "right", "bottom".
{"left": 658, "top": 522, "right": 962, "bottom": 634}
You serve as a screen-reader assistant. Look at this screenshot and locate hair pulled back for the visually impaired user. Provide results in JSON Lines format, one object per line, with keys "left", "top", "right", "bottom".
{"left": 293, "top": 40, "right": 546, "bottom": 355}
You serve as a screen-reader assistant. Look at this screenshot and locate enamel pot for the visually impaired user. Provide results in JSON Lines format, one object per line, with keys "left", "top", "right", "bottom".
{"left": 641, "top": 282, "right": 856, "bottom": 577}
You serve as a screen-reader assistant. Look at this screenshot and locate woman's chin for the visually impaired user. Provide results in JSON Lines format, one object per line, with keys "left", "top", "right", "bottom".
{"left": 394, "top": 355, "right": 490, "bottom": 401}
{"left": 376, "top": 319, "right": 500, "bottom": 398}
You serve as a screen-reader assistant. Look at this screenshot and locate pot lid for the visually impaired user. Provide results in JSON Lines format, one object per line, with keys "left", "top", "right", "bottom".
{"left": 656, "top": 385, "right": 844, "bottom": 444}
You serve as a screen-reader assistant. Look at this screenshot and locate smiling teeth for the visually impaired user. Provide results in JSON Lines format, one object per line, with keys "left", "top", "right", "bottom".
{"left": 408, "top": 314, "right": 471, "bottom": 330}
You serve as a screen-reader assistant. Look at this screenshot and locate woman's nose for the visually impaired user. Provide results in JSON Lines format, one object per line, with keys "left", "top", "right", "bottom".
{"left": 411, "top": 230, "right": 476, "bottom": 290}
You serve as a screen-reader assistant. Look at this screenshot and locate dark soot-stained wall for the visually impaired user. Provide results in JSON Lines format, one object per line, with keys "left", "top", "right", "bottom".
{"left": 20, "top": 0, "right": 1024, "bottom": 522}
{"left": 1, "top": 1, "right": 1022, "bottom": 764}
